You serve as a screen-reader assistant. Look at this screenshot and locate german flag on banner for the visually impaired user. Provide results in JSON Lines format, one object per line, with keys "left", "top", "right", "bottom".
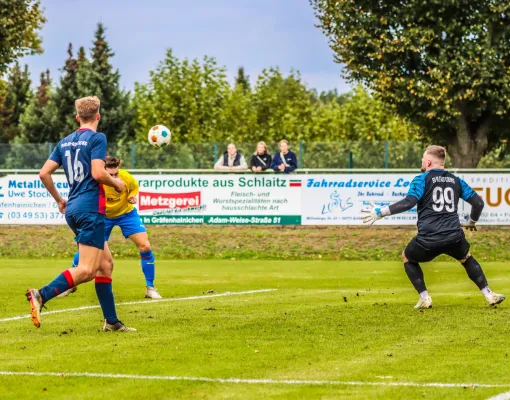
{"left": 289, "top": 179, "right": 302, "bottom": 187}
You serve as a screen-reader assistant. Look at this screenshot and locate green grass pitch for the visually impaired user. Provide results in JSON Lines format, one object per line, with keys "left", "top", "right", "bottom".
{"left": 1, "top": 259, "right": 509, "bottom": 399}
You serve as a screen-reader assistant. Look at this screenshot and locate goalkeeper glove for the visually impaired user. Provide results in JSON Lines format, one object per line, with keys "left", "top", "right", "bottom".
{"left": 361, "top": 201, "right": 389, "bottom": 227}
{"left": 461, "top": 218, "right": 477, "bottom": 231}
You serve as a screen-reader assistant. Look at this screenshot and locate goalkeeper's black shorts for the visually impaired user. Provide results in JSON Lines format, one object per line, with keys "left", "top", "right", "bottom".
{"left": 404, "top": 236, "right": 470, "bottom": 263}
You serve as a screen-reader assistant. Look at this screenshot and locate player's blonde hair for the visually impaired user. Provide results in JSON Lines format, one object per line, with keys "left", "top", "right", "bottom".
{"left": 425, "top": 145, "right": 446, "bottom": 162}
{"left": 254, "top": 141, "right": 268, "bottom": 155}
{"left": 75, "top": 96, "right": 100, "bottom": 123}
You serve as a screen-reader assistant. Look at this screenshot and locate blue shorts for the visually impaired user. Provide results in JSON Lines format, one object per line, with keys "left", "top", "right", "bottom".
{"left": 105, "top": 208, "right": 146, "bottom": 241}
{"left": 66, "top": 212, "right": 105, "bottom": 250}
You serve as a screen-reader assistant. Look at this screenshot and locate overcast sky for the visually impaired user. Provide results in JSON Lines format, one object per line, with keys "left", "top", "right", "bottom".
{"left": 22, "top": 0, "right": 352, "bottom": 93}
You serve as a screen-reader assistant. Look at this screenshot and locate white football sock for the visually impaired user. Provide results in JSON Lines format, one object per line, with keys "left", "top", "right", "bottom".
{"left": 482, "top": 287, "right": 492, "bottom": 297}
{"left": 419, "top": 290, "right": 429, "bottom": 300}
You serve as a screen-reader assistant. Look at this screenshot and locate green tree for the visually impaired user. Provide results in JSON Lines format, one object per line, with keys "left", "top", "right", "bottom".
{"left": 19, "top": 69, "right": 60, "bottom": 143}
{"left": 311, "top": 0, "right": 510, "bottom": 167}
{"left": 0, "top": 79, "right": 8, "bottom": 144}
{"left": 52, "top": 43, "right": 83, "bottom": 136}
{"left": 0, "top": 0, "right": 46, "bottom": 73}
{"left": 336, "top": 85, "right": 418, "bottom": 142}
{"left": 251, "top": 68, "right": 314, "bottom": 142}
{"left": 235, "top": 66, "right": 250, "bottom": 92}
{"left": 134, "top": 49, "right": 231, "bottom": 143}
{"left": 0, "top": 62, "right": 32, "bottom": 142}
{"left": 313, "top": 89, "right": 349, "bottom": 106}
{"left": 5, "top": 70, "right": 59, "bottom": 168}
{"left": 77, "top": 23, "right": 133, "bottom": 142}
{"left": 222, "top": 82, "right": 257, "bottom": 142}
{"left": 304, "top": 85, "right": 421, "bottom": 168}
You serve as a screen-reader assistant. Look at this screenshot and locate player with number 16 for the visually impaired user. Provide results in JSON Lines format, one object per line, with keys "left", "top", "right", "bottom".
{"left": 26, "top": 96, "right": 136, "bottom": 332}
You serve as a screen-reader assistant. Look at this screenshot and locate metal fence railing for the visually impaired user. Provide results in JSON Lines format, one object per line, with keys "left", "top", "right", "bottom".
{"left": 1, "top": 169, "right": 509, "bottom": 177}
{"left": 1, "top": 141, "right": 508, "bottom": 169}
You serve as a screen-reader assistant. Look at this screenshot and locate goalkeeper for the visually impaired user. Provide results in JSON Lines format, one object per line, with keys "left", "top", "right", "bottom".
{"left": 361, "top": 145, "right": 504, "bottom": 309}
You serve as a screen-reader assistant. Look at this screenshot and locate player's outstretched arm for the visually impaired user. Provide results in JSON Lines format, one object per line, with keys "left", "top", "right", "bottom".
{"left": 91, "top": 159, "right": 125, "bottom": 193}
{"left": 39, "top": 160, "right": 66, "bottom": 213}
{"left": 361, "top": 196, "right": 418, "bottom": 227}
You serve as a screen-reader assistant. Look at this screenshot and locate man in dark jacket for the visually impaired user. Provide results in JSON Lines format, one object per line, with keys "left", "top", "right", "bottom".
{"left": 271, "top": 140, "right": 297, "bottom": 174}
{"left": 214, "top": 143, "right": 248, "bottom": 171}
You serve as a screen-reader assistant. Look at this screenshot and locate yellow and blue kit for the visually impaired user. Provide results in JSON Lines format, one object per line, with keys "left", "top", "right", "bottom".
{"left": 103, "top": 169, "right": 146, "bottom": 241}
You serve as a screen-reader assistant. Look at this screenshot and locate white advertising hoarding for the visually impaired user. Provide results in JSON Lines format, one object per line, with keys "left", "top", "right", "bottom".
{"left": 300, "top": 174, "right": 510, "bottom": 225}
{"left": 0, "top": 175, "right": 69, "bottom": 224}
{"left": 0, "top": 174, "right": 302, "bottom": 225}
{"left": 135, "top": 175, "right": 302, "bottom": 225}
{"left": 0, "top": 173, "right": 508, "bottom": 225}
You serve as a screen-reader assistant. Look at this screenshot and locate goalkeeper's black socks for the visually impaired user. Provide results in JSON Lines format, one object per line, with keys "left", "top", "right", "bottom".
{"left": 462, "top": 256, "right": 488, "bottom": 290}
{"left": 404, "top": 261, "right": 427, "bottom": 294}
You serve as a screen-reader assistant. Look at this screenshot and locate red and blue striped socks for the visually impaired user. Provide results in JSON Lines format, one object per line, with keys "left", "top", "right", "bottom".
{"left": 95, "top": 276, "right": 118, "bottom": 325}
{"left": 39, "top": 270, "right": 74, "bottom": 303}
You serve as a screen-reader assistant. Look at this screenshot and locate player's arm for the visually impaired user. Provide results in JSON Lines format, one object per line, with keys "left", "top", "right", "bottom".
{"left": 90, "top": 134, "right": 125, "bottom": 192}
{"left": 91, "top": 160, "right": 124, "bottom": 192}
{"left": 39, "top": 160, "right": 66, "bottom": 213}
{"left": 126, "top": 171, "right": 139, "bottom": 204}
{"left": 459, "top": 178, "right": 484, "bottom": 231}
{"left": 361, "top": 175, "right": 424, "bottom": 226}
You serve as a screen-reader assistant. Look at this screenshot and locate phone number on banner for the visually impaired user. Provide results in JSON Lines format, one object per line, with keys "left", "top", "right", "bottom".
{"left": 1, "top": 211, "right": 65, "bottom": 221}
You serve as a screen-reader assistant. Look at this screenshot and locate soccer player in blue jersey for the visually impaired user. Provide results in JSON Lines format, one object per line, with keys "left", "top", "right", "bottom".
{"left": 63, "top": 156, "right": 162, "bottom": 299}
{"left": 26, "top": 96, "right": 136, "bottom": 332}
{"left": 361, "top": 145, "right": 505, "bottom": 309}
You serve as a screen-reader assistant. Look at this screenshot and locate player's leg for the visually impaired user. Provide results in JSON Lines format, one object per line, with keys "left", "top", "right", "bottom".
{"left": 446, "top": 237, "right": 505, "bottom": 305}
{"left": 26, "top": 213, "right": 104, "bottom": 328}
{"left": 69, "top": 217, "right": 114, "bottom": 269}
{"left": 58, "top": 247, "right": 80, "bottom": 297}
{"left": 61, "top": 218, "right": 116, "bottom": 298}
{"left": 403, "top": 237, "right": 437, "bottom": 309}
{"left": 97, "top": 242, "right": 136, "bottom": 332}
{"left": 119, "top": 209, "right": 162, "bottom": 299}
{"left": 40, "top": 243, "right": 102, "bottom": 298}
{"left": 129, "top": 232, "right": 161, "bottom": 299}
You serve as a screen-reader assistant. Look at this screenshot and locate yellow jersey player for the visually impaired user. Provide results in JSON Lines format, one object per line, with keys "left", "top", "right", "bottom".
{"left": 64, "top": 156, "right": 162, "bottom": 299}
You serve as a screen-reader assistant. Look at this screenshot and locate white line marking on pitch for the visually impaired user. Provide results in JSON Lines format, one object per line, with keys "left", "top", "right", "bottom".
{"left": 0, "top": 289, "right": 277, "bottom": 323}
{"left": 487, "top": 391, "right": 510, "bottom": 400}
{"left": 0, "top": 371, "right": 508, "bottom": 388}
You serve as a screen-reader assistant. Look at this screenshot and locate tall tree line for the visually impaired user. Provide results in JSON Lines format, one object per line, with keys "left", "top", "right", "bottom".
{"left": 1, "top": 33, "right": 416, "bottom": 148}
{"left": 0, "top": 23, "right": 133, "bottom": 144}
{"left": 132, "top": 50, "right": 416, "bottom": 146}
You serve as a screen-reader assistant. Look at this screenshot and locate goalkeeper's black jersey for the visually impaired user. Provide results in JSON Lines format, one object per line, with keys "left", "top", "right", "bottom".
{"left": 407, "top": 169, "right": 476, "bottom": 245}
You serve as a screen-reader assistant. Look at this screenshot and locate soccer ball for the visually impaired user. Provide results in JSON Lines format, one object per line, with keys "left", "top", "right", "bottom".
{"left": 148, "top": 125, "right": 171, "bottom": 148}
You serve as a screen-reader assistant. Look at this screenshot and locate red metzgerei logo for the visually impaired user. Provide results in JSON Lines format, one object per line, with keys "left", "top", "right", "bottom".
{"left": 138, "top": 191, "right": 201, "bottom": 211}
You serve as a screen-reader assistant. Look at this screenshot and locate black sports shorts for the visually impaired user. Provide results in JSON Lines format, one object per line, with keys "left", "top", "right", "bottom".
{"left": 404, "top": 235, "right": 470, "bottom": 263}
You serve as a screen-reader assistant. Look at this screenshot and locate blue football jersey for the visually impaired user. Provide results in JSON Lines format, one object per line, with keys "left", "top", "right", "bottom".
{"left": 49, "top": 128, "right": 107, "bottom": 216}
{"left": 407, "top": 168, "right": 476, "bottom": 244}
